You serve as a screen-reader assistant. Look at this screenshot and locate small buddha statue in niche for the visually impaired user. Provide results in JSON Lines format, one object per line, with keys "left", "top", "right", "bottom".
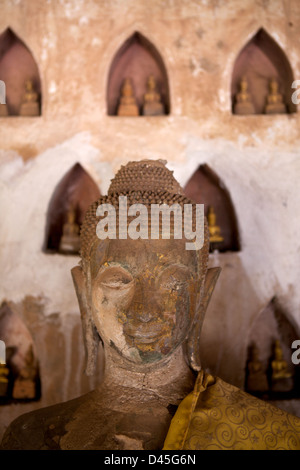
{"left": 12, "top": 345, "right": 38, "bottom": 400}
{"left": 117, "top": 78, "right": 139, "bottom": 116}
{"left": 2, "top": 160, "right": 300, "bottom": 451}
{"left": 0, "top": 363, "right": 10, "bottom": 398}
{"left": 142, "top": 75, "right": 164, "bottom": 116}
{"left": 0, "top": 103, "right": 8, "bottom": 117}
{"left": 19, "top": 80, "right": 39, "bottom": 117}
{"left": 233, "top": 76, "right": 255, "bottom": 115}
{"left": 264, "top": 78, "right": 286, "bottom": 115}
{"left": 270, "top": 339, "right": 293, "bottom": 392}
{"left": 207, "top": 206, "right": 224, "bottom": 245}
{"left": 245, "top": 343, "right": 268, "bottom": 394}
{"left": 59, "top": 207, "right": 80, "bottom": 255}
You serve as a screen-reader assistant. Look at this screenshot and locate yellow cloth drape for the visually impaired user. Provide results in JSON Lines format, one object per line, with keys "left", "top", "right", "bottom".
{"left": 163, "top": 370, "right": 300, "bottom": 450}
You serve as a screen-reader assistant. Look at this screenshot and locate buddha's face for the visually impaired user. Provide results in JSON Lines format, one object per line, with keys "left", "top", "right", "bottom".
{"left": 240, "top": 77, "right": 248, "bottom": 91}
{"left": 270, "top": 80, "right": 278, "bottom": 94}
{"left": 89, "top": 238, "right": 200, "bottom": 365}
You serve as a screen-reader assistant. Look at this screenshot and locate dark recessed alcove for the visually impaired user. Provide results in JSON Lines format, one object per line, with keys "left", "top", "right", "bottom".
{"left": 44, "top": 163, "right": 101, "bottom": 254}
{"left": 0, "top": 302, "right": 41, "bottom": 403}
{"left": 0, "top": 27, "right": 41, "bottom": 116}
{"left": 107, "top": 31, "right": 170, "bottom": 116}
{"left": 245, "top": 297, "right": 300, "bottom": 400}
{"left": 231, "top": 28, "right": 296, "bottom": 114}
{"left": 184, "top": 164, "right": 240, "bottom": 252}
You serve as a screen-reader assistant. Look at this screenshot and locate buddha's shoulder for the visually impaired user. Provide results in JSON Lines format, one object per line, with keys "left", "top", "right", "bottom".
{"left": 210, "top": 374, "right": 300, "bottom": 421}
{"left": 191, "top": 373, "right": 300, "bottom": 449}
{"left": 0, "top": 390, "right": 98, "bottom": 450}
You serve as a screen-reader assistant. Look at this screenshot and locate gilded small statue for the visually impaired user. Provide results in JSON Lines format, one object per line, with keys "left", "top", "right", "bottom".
{"left": 19, "top": 80, "right": 39, "bottom": 117}
{"left": 271, "top": 339, "right": 293, "bottom": 392}
{"left": 2, "top": 160, "right": 300, "bottom": 450}
{"left": 233, "top": 76, "right": 255, "bottom": 115}
{"left": 142, "top": 75, "right": 164, "bottom": 116}
{"left": 245, "top": 343, "right": 268, "bottom": 394}
{"left": 0, "top": 363, "right": 9, "bottom": 398}
{"left": 207, "top": 206, "right": 224, "bottom": 244}
{"left": 117, "top": 78, "right": 139, "bottom": 116}
{"left": 264, "top": 78, "right": 286, "bottom": 115}
{"left": 59, "top": 207, "right": 80, "bottom": 255}
{"left": 12, "top": 345, "right": 38, "bottom": 400}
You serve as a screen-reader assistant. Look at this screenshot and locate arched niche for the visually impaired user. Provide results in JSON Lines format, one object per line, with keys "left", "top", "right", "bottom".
{"left": 44, "top": 163, "right": 101, "bottom": 254}
{"left": 0, "top": 27, "right": 41, "bottom": 116}
{"left": 107, "top": 31, "right": 170, "bottom": 116}
{"left": 245, "top": 298, "right": 300, "bottom": 400}
{"left": 0, "top": 302, "right": 41, "bottom": 402}
{"left": 184, "top": 164, "right": 240, "bottom": 252}
{"left": 231, "top": 28, "right": 296, "bottom": 114}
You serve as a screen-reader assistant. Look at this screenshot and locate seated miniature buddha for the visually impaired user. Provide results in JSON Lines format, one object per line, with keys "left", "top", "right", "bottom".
{"left": 19, "top": 80, "right": 40, "bottom": 117}
{"left": 117, "top": 78, "right": 139, "bottom": 116}
{"left": 264, "top": 78, "right": 286, "bottom": 115}
{"left": 12, "top": 345, "right": 39, "bottom": 400}
{"left": 233, "top": 76, "right": 255, "bottom": 115}
{"left": 142, "top": 75, "right": 164, "bottom": 116}
{"left": 207, "top": 206, "right": 224, "bottom": 245}
{"left": 270, "top": 339, "right": 293, "bottom": 393}
{"left": 0, "top": 363, "right": 9, "bottom": 398}
{"left": 245, "top": 343, "right": 268, "bottom": 394}
{"left": 2, "top": 160, "right": 300, "bottom": 451}
{"left": 59, "top": 207, "right": 80, "bottom": 255}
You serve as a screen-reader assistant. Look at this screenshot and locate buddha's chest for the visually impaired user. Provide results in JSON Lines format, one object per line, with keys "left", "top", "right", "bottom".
{"left": 59, "top": 400, "right": 173, "bottom": 450}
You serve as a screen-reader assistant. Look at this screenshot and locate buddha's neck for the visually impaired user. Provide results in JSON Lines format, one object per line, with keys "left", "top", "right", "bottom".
{"left": 99, "top": 346, "right": 195, "bottom": 404}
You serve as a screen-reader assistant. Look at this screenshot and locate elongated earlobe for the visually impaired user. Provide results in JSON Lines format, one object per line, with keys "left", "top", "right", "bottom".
{"left": 71, "top": 266, "right": 101, "bottom": 376}
{"left": 187, "top": 267, "right": 221, "bottom": 371}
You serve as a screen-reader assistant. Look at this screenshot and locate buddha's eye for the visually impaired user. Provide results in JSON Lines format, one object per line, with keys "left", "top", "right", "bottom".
{"left": 158, "top": 265, "right": 193, "bottom": 291}
{"left": 97, "top": 266, "right": 134, "bottom": 290}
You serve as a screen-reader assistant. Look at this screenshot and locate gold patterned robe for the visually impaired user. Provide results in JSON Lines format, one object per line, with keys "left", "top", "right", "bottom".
{"left": 163, "top": 370, "right": 300, "bottom": 450}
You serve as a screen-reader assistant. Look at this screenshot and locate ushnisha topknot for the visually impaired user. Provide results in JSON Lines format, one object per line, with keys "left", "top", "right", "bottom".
{"left": 108, "top": 159, "right": 184, "bottom": 196}
{"left": 80, "top": 159, "right": 210, "bottom": 267}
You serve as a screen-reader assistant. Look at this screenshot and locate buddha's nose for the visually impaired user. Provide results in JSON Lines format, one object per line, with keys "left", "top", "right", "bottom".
{"left": 128, "top": 279, "right": 158, "bottom": 322}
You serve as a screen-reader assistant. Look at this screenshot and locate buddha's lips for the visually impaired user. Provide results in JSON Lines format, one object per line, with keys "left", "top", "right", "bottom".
{"left": 123, "top": 323, "right": 165, "bottom": 343}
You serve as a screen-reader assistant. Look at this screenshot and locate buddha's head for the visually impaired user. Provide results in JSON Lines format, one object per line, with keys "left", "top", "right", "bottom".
{"left": 66, "top": 206, "right": 78, "bottom": 226}
{"left": 25, "top": 80, "right": 33, "bottom": 91}
{"left": 274, "top": 340, "right": 283, "bottom": 361}
{"left": 269, "top": 78, "right": 279, "bottom": 95}
{"left": 122, "top": 78, "right": 134, "bottom": 97}
{"left": 240, "top": 76, "right": 248, "bottom": 92}
{"left": 147, "top": 75, "right": 156, "bottom": 91}
{"left": 72, "top": 160, "right": 220, "bottom": 374}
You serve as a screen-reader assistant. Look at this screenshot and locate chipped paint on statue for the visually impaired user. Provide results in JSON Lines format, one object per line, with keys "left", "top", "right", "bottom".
{"left": 89, "top": 238, "right": 199, "bottom": 365}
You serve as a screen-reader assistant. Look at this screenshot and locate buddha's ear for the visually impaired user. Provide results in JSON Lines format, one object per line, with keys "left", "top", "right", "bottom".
{"left": 187, "top": 267, "right": 221, "bottom": 372}
{"left": 71, "top": 266, "right": 101, "bottom": 376}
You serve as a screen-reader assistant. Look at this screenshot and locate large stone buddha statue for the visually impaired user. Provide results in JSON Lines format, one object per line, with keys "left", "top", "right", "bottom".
{"left": 1, "top": 160, "right": 300, "bottom": 450}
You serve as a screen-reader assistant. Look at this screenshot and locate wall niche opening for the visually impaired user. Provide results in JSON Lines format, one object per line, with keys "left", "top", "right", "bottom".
{"left": 43, "top": 163, "right": 101, "bottom": 255}
{"left": 107, "top": 31, "right": 170, "bottom": 116}
{"left": 0, "top": 302, "right": 41, "bottom": 404}
{"left": 184, "top": 164, "right": 240, "bottom": 252}
{"left": 231, "top": 28, "right": 296, "bottom": 115}
{"left": 0, "top": 27, "right": 41, "bottom": 117}
{"left": 245, "top": 297, "right": 300, "bottom": 401}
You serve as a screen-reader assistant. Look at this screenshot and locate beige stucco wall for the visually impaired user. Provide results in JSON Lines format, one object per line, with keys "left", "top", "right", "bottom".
{"left": 0, "top": 0, "right": 300, "bottom": 439}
